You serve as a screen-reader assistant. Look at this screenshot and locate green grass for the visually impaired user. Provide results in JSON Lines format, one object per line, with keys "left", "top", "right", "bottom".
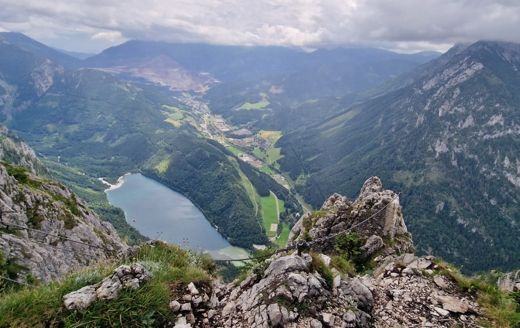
{"left": 266, "top": 147, "right": 282, "bottom": 165}
{"left": 252, "top": 130, "right": 283, "bottom": 168}
{"left": 252, "top": 147, "right": 266, "bottom": 161}
{"left": 237, "top": 100, "right": 270, "bottom": 111}
{"left": 225, "top": 144, "right": 243, "bottom": 156}
{"left": 275, "top": 223, "right": 290, "bottom": 247}
{"left": 154, "top": 158, "right": 170, "bottom": 174}
{"left": 3, "top": 163, "right": 41, "bottom": 189}
{"left": 310, "top": 252, "right": 334, "bottom": 289}
{"left": 0, "top": 242, "right": 212, "bottom": 328}
{"left": 161, "top": 105, "right": 183, "bottom": 114}
{"left": 259, "top": 165, "right": 274, "bottom": 175}
{"left": 162, "top": 105, "right": 185, "bottom": 128}
{"left": 260, "top": 192, "right": 279, "bottom": 238}
{"left": 236, "top": 162, "right": 260, "bottom": 216}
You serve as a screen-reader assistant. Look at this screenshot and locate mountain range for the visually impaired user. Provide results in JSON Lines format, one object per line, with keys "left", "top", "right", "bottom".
{"left": 0, "top": 32, "right": 519, "bottom": 274}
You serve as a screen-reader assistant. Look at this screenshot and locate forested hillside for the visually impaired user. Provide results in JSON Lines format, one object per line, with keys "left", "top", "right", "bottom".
{"left": 278, "top": 41, "right": 520, "bottom": 272}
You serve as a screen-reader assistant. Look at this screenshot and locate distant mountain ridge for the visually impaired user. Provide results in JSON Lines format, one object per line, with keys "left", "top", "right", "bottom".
{"left": 0, "top": 32, "right": 80, "bottom": 68}
{"left": 278, "top": 40, "right": 520, "bottom": 273}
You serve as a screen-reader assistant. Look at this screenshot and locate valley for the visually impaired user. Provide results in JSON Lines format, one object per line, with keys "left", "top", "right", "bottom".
{"left": 1, "top": 32, "right": 519, "bottom": 274}
{"left": 1, "top": 3, "right": 520, "bottom": 327}
{"left": 168, "top": 93, "right": 299, "bottom": 245}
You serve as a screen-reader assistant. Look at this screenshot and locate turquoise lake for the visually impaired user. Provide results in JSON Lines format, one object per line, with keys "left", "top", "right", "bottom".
{"left": 105, "top": 173, "right": 248, "bottom": 260}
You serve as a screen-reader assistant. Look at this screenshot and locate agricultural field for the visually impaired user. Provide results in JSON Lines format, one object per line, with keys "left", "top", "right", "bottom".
{"left": 276, "top": 223, "right": 291, "bottom": 247}
{"left": 260, "top": 191, "right": 284, "bottom": 239}
{"left": 236, "top": 93, "right": 270, "bottom": 111}
{"left": 162, "top": 105, "right": 185, "bottom": 127}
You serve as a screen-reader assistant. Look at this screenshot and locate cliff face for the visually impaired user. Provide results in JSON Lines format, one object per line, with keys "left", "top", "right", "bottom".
{"left": 0, "top": 131, "right": 127, "bottom": 283}
{"left": 169, "top": 177, "right": 484, "bottom": 327}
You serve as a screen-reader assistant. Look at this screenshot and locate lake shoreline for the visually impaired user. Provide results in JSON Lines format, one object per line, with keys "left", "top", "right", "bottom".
{"left": 98, "top": 173, "right": 131, "bottom": 192}
{"left": 105, "top": 173, "right": 250, "bottom": 261}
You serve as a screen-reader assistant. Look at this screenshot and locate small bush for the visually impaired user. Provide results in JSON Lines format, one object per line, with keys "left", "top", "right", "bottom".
{"left": 5, "top": 164, "right": 29, "bottom": 184}
{"left": 335, "top": 232, "right": 366, "bottom": 271}
{"left": 0, "top": 251, "right": 27, "bottom": 292}
{"left": 331, "top": 255, "right": 356, "bottom": 276}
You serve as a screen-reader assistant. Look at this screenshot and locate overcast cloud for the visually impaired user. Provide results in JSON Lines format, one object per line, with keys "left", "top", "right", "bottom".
{"left": 0, "top": 0, "right": 519, "bottom": 53}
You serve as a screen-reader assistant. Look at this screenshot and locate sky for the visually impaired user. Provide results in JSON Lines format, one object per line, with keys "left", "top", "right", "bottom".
{"left": 0, "top": 0, "right": 519, "bottom": 54}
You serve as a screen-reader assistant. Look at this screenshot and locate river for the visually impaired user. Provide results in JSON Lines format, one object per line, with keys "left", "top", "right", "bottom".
{"left": 104, "top": 173, "right": 249, "bottom": 260}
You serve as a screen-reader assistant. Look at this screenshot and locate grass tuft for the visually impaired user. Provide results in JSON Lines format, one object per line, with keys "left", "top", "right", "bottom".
{"left": 310, "top": 252, "right": 334, "bottom": 289}
{"left": 0, "top": 242, "right": 213, "bottom": 328}
{"left": 434, "top": 259, "right": 520, "bottom": 328}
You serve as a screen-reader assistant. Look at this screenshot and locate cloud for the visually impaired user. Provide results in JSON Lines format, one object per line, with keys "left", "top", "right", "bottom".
{"left": 0, "top": 0, "right": 519, "bottom": 52}
{"left": 91, "top": 31, "right": 125, "bottom": 42}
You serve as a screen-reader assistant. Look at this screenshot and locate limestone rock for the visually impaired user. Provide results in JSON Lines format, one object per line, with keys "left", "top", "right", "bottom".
{"left": 497, "top": 270, "right": 520, "bottom": 293}
{"left": 63, "top": 285, "right": 97, "bottom": 310}
{"left": 96, "top": 275, "right": 123, "bottom": 300}
{"left": 0, "top": 151, "right": 128, "bottom": 284}
{"left": 361, "top": 235, "right": 384, "bottom": 259}
{"left": 435, "top": 294, "right": 470, "bottom": 313}
{"left": 290, "top": 176, "right": 414, "bottom": 257}
{"left": 187, "top": 282, "right": 200, "bottom": 295}
{"left": 433, "top": 275, "right": 449, "bottom": 289}
{"left": 164, "top": 178, "right": 483, "bottom": 328}
{"left": 169, "top": 300, "right": 181, "bottom": 312}
{"left": 63, "top": 263, "right": 151, "bottom": 310}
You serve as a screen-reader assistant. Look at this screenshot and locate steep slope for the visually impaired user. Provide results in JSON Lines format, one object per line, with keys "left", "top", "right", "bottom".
{"left": 4, "top": 67, "right": 270, "bottom": 247}
{"left": 202, "top": 47, "right": 438, "bottom": 130}
{"left": 0, "top": 41, "right": 65, "bottom": 116}
{"left": 278, "top": 41, "right": 520, "bottom": 273}
{"left": 0, "top": 131, "right": 127, "bottom": 285}
{"left": 86, "top": 40, "right": 437, "bottom": 95}
{"left": 0, "top": 32, "right": 79, "bottom": 68}
{"left": 0, "top": 126, "right": 46, "bottom": 174}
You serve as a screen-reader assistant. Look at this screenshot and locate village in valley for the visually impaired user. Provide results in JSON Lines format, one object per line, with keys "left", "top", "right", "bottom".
{"left": 175, "top": 93, "right": 291, "bottom": 190}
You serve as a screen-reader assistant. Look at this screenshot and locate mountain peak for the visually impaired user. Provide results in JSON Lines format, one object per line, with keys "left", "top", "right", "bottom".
{"left": 0, "top": 32, "right": 79, "bottom": 67}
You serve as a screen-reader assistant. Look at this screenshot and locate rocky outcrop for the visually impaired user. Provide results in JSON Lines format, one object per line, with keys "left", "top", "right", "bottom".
{"left": 174, "top": 177, "right": 483, "bottom": 327}
{"left": 498, "top": 270, "right": 520, "bottom": 293}
{"left": 63, "top": 263, "right": 151, "bottom": 310}
{"left": 0, "top": 127, "right": 46, "bottom": 174}
{"left": 0, "top": 130, "right": 128, "bottom": 283}
{"left": 290, "top": 176, "right": 413, "bottom": 257}
{"left": 369, "top": 254, "right": 480, "bottom": 327}
{"left": 0, "top": 162, "right": 128, "bottom": 283}
{"left": 208, "top": 253, "right": 375, "bottom": 328}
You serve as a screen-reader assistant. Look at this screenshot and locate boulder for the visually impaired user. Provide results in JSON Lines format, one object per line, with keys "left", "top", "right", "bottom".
{"left": 497, "top": 270, "right": 520, "bottom": 293}
{"left": 63, "top": 285, "right": 97, "bottom": 310}
{"left": 435, "top": 295, "right": 470, "bottom": 314}
{"left": 169, "top": 300, "right": 181, "bottom": 312}
{"left": 63, "top": 263, "right": 151, "bottom": 310}
{"left": 187, "top": 282, "right": 199, "bottom": 295}
{"left": 361, "top": 235, "right": 384, "bottom": 259}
